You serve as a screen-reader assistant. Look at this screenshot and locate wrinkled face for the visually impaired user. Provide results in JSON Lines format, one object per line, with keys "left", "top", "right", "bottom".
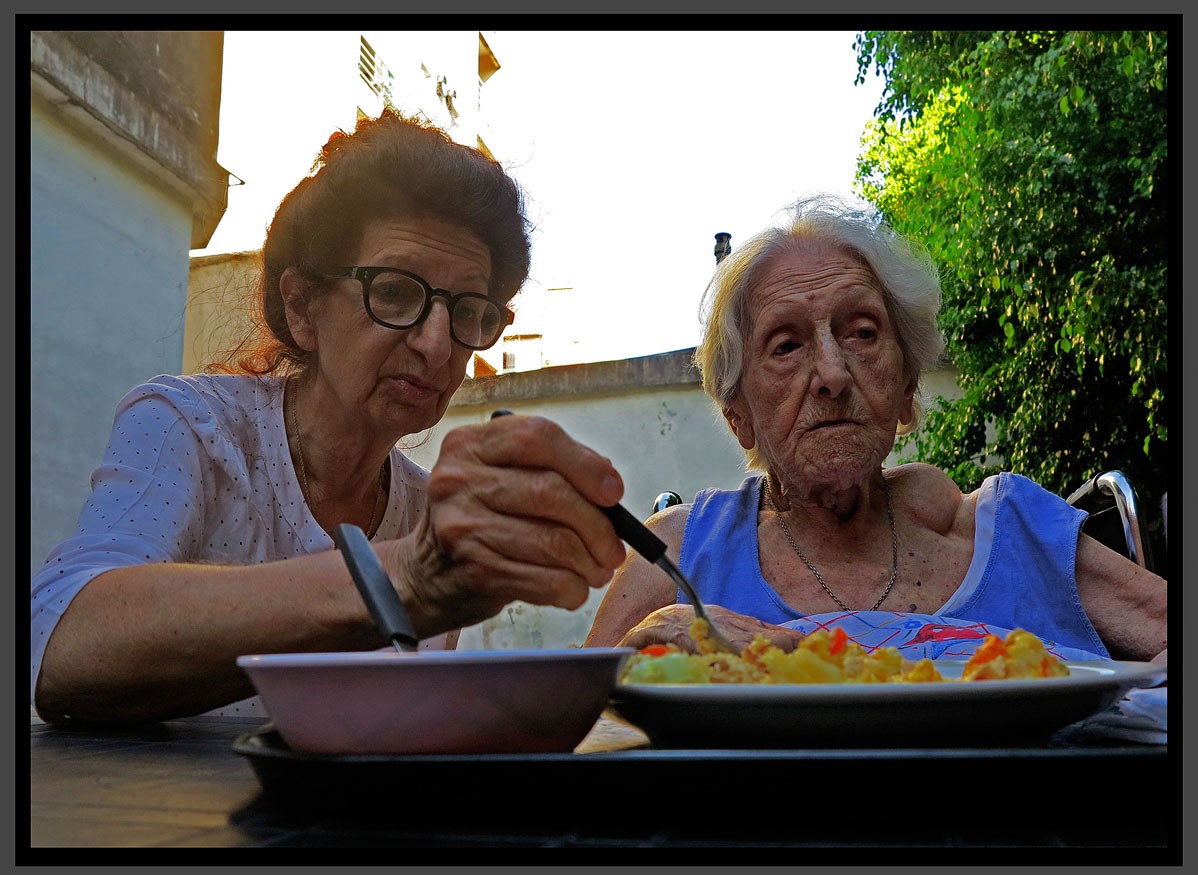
{"left": 725, "top": 242, "right": 915, "bottom": 493}
{"left": 299, "top": 215, "right": 493, "bottom": 438}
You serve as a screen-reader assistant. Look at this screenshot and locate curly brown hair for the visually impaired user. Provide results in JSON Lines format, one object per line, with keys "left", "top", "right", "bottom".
{"left": 213, "top": 108, "right": 531, "bottom": 376}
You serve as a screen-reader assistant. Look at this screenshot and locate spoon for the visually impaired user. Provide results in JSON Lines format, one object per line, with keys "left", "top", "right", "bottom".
{"left": 489, "top": 410, "right": 740, "bottom": 656}
{"left": 332, "top": 522, "right": 419, "bottom": 652}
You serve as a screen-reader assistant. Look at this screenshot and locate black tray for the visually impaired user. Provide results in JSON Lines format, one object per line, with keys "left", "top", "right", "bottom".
{"left": 232, "top": 724, "right": 1169, "bottom": 843}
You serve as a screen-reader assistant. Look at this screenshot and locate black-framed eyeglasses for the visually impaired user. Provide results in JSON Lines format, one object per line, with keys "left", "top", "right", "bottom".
{"left": 325, "top": 266, "right": 514, "bottom": 351}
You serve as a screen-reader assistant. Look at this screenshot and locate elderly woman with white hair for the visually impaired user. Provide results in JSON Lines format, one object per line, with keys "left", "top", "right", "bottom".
{"left": 585, "top": 194, "right": 1167, "bottom": 666}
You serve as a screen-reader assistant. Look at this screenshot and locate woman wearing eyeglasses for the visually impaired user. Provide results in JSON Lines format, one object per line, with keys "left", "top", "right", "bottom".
{"left": 30, "top": 109, "right": 628, "bottom": 724}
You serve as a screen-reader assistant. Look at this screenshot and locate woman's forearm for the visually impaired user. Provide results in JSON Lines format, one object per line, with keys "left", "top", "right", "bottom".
{"left": 1074, "top": 534, "right": 1168, "bottom": 662}
{"left": 34, "top": 549, "right": 380, "bottom": 723}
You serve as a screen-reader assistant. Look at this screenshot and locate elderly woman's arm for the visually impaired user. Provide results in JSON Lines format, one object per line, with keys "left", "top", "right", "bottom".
{"left": 583, "top": 505, "right": 807, "bottom": 653}
{"left": 582, "top": 507, "right": 683, "bottom": 648}
{"left": 1074, "top": 532, "right": 1167, "bottom": 663}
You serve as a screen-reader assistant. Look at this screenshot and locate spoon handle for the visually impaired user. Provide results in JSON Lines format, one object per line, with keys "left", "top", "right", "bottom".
{"left": 333, "top": 523, "right": 420, "bottom": 653}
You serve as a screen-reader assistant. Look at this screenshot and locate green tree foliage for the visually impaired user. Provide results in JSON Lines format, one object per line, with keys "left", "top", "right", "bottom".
{"left": 854, "top": 30, "right": 1168, "bottom": 552}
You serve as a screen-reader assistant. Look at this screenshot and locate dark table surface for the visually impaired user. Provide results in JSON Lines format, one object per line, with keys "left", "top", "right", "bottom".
{"left": 29, "top": 709, "right": 1179, "bottom": 857}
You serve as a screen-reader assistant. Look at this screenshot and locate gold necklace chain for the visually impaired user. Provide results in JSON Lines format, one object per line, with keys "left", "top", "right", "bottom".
{"left": 762, "top": 476, "right": 898, "bottom": 612}
{"left": 288, "top": 383, "right": 388, "bottom": 538}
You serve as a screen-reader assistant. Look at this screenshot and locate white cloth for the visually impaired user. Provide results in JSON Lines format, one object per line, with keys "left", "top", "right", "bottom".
{"left": 1056, "top": 685, "right": 1168, "bottom": 745}
{"left": 30, "top": 373, "right": 431, "bottom": 717}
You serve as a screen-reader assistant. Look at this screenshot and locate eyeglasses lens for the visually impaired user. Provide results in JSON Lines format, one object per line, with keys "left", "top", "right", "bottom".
{"left": 368, "top": 271, "right": 504, "bottom": 350}
{"left": 452, "top": 298, "right": 504, "bottom": 349}
{"left": 369, "top": 273, "right": 427, "bottom": 325}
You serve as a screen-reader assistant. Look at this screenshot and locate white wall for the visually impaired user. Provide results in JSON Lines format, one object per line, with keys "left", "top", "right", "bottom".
{"left": 30, "top": 98, "right": 193, "bottom": 575}
{"left": 407, "top": 384, "right": 752, "bottom": 524}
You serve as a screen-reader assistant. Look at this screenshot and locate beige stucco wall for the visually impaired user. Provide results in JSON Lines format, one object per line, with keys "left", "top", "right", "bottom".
{"left": 184, "top": 251, "right": 263, "bottom": 373}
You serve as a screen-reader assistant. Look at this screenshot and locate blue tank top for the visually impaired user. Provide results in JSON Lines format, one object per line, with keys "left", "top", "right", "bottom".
{"left": 676, "top": 472, "right": 1108, "bottom": 661}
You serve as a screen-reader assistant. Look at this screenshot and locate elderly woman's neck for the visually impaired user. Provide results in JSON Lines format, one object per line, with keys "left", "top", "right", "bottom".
{"left": 766, "top": 471, "right": 890, "bottom": 526}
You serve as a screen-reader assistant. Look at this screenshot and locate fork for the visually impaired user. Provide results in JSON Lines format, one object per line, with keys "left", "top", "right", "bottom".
{"left": 597, "top": 503, "right": 741, "bottom": 655}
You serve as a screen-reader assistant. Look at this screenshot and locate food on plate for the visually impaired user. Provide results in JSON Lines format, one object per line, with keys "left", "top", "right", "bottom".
{"left": 959, "top": 627, "right": 1072, "bottom": 681}
{"left": 618, "top": 620, "right": 1070, "bottom": 685}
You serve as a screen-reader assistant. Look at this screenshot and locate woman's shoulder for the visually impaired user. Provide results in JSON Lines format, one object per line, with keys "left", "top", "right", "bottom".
{"left": 125, "top": 373, "right": 241, "bottom": 392}
{"left": 885, "top": 461, "right": 961, "bottom": 495}
{"left": 113, "top": 374, "right": 284, "bottom": 456}
{"left": 645, "top": 501, "right": 691, "bottom": 546}
{"left": 885, "top": 462, "right": 971, "bottom": 534}
{"left": 118, "top": 373, "right": 277, "bottom": 409}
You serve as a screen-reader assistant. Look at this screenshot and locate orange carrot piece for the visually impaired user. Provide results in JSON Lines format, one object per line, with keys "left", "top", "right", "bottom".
{"left": 830, "top": 627, "right": 849, "bottom": 655}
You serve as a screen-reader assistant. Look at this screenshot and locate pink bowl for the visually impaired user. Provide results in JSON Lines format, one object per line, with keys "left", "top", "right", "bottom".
{"left": 237, "top": 648, "right": 633, "bottom": 755}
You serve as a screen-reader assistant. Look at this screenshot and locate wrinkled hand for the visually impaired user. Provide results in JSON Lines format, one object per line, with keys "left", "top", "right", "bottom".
{"left": 390, "top": 414, "right": 627, "bottom": 634}
{"left": 616, "top": 604, "right": 807, "bottom": 654}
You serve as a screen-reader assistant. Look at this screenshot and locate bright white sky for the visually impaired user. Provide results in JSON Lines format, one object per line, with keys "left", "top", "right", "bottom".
{"left": 194, "top": 30, "right": 886, "bottom": 366}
